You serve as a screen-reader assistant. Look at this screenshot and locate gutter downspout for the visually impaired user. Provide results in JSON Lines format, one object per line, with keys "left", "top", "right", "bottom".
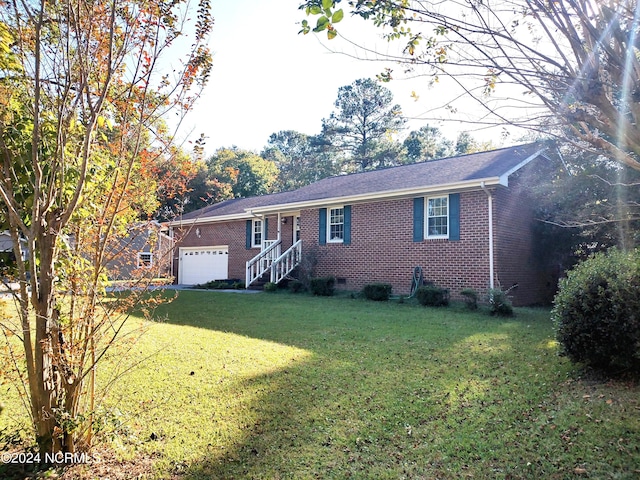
{"left": 480, "top": 182, "right": 495, "bottom": 290}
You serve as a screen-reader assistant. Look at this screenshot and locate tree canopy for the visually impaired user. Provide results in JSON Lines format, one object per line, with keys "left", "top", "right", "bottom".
{"left": 403, "top": 125, "right": 453, "bottom": 162}
{"left": 300, "top": 0, "right": 640, "bottom": 172}
{"left": 207, "top": 147, "right": 279, "bottom": 199}
{"left": 262, "top": 130, "right": 341, "bottom": 191}
{"left": 321, "top": 78, "right": 406, "bottom": 171}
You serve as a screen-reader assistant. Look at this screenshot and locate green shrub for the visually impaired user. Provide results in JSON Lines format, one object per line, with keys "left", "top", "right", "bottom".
{"left": 488, "top": 288, "right": 514, "bottom": 317}
{"left": 288, "top": 279, "right": 306, "bottom": 294}
{"left": 552, "top": 248, "right": 640, "bottom": 373}
{"left": 362, "top": 283, "right": 392, "bottom": 301}
{"left": 194, "top": 279, "right": 243, "bottom": 290}
{"left": 460, "top": 288, "right": 478, "bottom": 310}
{"left": 416, "top": 285, "right": 449, "bottom": 307}
{"left": 310, "top": 276, "right": 335, "bottom": 296}
{"left": 263, "top": 282, "right": 278, "bottom": 293}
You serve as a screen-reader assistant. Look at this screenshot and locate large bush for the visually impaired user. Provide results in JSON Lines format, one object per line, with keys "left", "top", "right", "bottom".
{"left": 552, "top": 248, "right": 640, "bottom": 373}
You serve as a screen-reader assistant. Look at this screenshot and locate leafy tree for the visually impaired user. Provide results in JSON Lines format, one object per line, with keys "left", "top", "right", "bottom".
{"left": 402, "top": 125, "right": 453, "bottom": 162}
{"left": 262, "top": 130, "right": 340, "bottom": 190}
{"left": 454, "top": 132, "right": 495, "bottom": 155}
{"left": 535, "top": 145, "right": 640, "bottom": 256}
{"left": 367, "top": 136, "right": 406, "bottom": 168}
{"left": 300, "top": 1, "right": 640, "bottom": 172}
{"left": 150, "top": 132, "right": 211, "bottom": 221}
{"left": 173, "top": 161, "right": 213, "bottom": 215}
{"left": 206, "top": 147, "right": 278, "bottom": 199}
{"left": 321, "top": 78, "right": 406, "bottom": 171}
{"left": 0, "top": 0, "right": 212, "bottom": 457}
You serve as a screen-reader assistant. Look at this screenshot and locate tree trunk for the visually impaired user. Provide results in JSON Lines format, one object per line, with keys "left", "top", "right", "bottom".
{"left": 30, "top": 214, "right": 65, "bottom": 456}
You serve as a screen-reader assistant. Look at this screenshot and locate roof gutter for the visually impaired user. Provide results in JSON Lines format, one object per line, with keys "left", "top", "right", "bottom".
{"left": 249, "top": 176, "right": 504, "bottom": 215}
{"left": 168, "top": 211, "right": 253, "bottom": 227}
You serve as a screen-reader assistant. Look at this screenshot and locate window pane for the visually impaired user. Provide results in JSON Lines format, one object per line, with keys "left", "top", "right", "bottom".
{"left": 138, "top": 252, "right": 152, "bottom": 267}
{"left": 427, "top": 197, "right": 448, "bottom": 237}
{"left": 253, "top": 220, "right": 262, "bottom": 246}
{"left": 329, "top": 208, "right": 344, "bottom": 241}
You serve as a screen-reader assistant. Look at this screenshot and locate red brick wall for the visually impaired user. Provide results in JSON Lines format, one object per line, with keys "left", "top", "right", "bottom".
{"left": 300, "top": 191, "right": 494, "bottom": 301}
{"left": 172, "top": 214, "right": 296, "bottom": 282}
{"left": 493, "top": 174, "right": 556, "bottom": 305}
{"left": 173, "top": 187, "right": 552, "bottom": 305}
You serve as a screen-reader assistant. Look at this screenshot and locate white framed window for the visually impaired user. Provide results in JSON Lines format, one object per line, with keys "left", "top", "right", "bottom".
{"left": 328, "top": 207, "right": 345, "bottom": 243}
{"left": 426, "top": 196, "right": 448, "bottom": 238}
{"left": 252, "top": 219, "right": 263, "bottom": 248}
{"left": 137, "top": 252, "right": 153, "bottom": 268}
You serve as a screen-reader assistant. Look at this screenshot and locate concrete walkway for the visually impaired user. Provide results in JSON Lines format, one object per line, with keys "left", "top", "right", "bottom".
{"left": 160, "top": 284, "right": 262, "bottom": 294}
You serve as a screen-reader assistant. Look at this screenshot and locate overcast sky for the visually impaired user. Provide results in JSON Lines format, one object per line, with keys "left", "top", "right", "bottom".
{"left": 181, "top": 0, "right": 523, "bottom": 156}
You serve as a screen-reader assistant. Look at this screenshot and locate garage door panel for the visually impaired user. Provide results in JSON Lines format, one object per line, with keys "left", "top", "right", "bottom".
{"left": 179, "top": 246, "right": 228, "bottom": 284}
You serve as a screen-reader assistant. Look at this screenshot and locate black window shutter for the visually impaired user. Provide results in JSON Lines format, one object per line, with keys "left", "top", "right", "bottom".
{"left": 449, "top": 193, "right": 460, "bottom": 241}
{"left": 413, "top": 197, "right": 424, "bottom": 242}
{"left": 344, "top": 205, "right": 351, "bottom": 245}
{"left": 319, "top": 208, "right": 327, "bottom": 245}
{"left": 245, "top": 220, "right": 252, "bottom": 249}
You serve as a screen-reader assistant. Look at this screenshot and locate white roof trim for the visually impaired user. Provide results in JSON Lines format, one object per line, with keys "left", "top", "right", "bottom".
{"left": 498, "top": 147, "right": 547, "bottom": 187}
{"left": 169, "top": 212, "right": 253, "bottom": 227}
{"left": 249, "top": 177, "right": 504, "bottom": 214}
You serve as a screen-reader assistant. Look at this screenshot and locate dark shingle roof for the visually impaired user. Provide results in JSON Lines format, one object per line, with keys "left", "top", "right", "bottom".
{"left": 176, "top": 143, "right": 545, "bottom": 222}
{"left": 178, "top": 192, "right": 294, "bottom": 221}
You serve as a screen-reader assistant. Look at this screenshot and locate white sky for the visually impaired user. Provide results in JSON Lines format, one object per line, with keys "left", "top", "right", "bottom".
{"left": 182, "top": 0, "right": 525, "bottom": 156}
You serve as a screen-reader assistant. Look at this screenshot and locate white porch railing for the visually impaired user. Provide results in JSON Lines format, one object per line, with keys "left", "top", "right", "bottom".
{"left": 246, "top": 239, "right": 281, "bottom": 288}
{"left": 270, "top": 240, "right": 302, "bottom": 284}
{"left": 245, "top": 239, "right": 302, "bottom": 288}
{"left": 262, "top": 240, "right": 280, "bottom": 265}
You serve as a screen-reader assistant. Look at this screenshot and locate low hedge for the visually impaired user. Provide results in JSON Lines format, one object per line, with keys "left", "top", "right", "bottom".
{"left": 362, "top": 283, "right": 392, "bottom": 301}
{"left": 488, "top": 288, "right": 514, "bottom": 317}
{"left": 288, "top": 279, "right": 306, "bottom": 293}
{"left": 310, "top": 276, "right": 335, "bottom": 296}
{"left": 460, "top": 288, "right": 479, "bottom": 310}
{"left": 194, "top": 279, "right": 244, "bottom": 290}
{"left": 416, "top": 285, "right": 449, "bottom": 307}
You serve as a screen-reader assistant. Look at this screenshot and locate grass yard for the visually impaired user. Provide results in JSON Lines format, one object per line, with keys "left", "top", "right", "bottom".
{"left": 1, "top": 291, "right": 639, "bottom": 479}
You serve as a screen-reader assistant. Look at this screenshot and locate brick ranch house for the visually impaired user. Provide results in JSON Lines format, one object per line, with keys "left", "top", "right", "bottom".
{"left": 168, "top": 143, "right": 557, "bottom": 306}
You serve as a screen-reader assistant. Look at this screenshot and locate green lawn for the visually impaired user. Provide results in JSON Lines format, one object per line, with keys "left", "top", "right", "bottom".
{"left": 1, "top": 291, "right": 639, "bottom": 479}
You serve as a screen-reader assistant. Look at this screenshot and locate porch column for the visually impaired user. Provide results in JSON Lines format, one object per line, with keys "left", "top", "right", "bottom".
{"left": 277, "top": 212, "right": 281, "bottom": 242}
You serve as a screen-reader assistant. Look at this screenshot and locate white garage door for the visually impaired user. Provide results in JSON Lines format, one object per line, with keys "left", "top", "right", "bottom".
{"left": 179, "top": 246, "right": 229, "bottom": 285}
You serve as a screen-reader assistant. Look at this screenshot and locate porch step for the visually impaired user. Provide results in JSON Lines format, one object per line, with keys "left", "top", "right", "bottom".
{"left": 247, "top": 272, "right": 270, "bottom": 290}
{"left": 247, "top": 272, "right": 296, "bottom": 290}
